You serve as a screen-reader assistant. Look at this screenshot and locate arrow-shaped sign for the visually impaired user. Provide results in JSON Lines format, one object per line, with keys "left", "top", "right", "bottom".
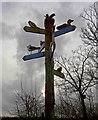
{"left": 54, "top": 25, "right": 76, "bottom": 37}
{"left": 24, "top": 26, "right": 45, "bottom": 34}
{"left": 54, "top": 69, "right": 65, "bottom": 79}
{"left": 23, "top": 52, "right": 45, "bottom": 61}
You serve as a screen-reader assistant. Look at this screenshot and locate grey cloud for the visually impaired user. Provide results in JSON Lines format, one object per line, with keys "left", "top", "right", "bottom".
{"left": 2, "top": 81, "right": 16, "bottom": 115}
{"left": 2, "top": 22, "right": 15, "bottom": 40}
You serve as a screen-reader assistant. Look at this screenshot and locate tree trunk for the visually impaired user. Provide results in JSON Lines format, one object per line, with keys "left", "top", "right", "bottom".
{"left": 79, "top": 92, "right": 87, "bottom": 119}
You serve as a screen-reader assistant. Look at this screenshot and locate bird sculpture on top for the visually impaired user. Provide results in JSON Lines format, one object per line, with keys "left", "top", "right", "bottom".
{"left": 57, "top": 67, "right": 62, "bottom": 73}
{"left": 45, "top": 13, "right": 55, "bottom": 19}
{"left": 28, "top": 21, "right": 37, "bottom": 28}
{"left": 49, "top": 13, "right": 56, "bottom": 18}
{"left": 56, "top": 19, "right": 74, "bottom": 30}
{"left": 44, "top": 13, "right": 56, "bottom": 33}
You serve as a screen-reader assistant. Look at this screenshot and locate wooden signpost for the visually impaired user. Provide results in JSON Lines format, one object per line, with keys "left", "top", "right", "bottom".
{"left": 23, "top": 14, "right": 76, "bottom": 120}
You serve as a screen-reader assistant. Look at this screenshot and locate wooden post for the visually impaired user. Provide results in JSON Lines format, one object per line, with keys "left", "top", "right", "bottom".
{"left": 23, "top": 13, "right": 76, "bottom": 120}
{"left": 44, "top": 17, "right": 55, "bottom": 120}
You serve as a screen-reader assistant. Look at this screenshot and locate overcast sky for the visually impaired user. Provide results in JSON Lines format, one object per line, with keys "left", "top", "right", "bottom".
{"left": 1, "top": 0, "right": 97, "bottom": 117}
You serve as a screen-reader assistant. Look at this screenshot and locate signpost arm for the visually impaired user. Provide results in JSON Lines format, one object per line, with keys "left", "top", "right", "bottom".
{"left": 44, "top": 17, "right": 55, "bottom": 120}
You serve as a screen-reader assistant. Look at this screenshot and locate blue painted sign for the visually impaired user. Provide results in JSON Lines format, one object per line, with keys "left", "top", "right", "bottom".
{"left": 54, "top": 25, "right": 76, "bottom": 37}
{"left": 23, "top": 52, "right": 45, "bottom": 61}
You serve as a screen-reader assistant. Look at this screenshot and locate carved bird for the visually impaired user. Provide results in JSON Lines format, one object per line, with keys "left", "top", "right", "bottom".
{"left": 57, "top": 19, "right": 74, "bottom": 30}
{"left": 45, "top": 14, "right": 49, "bottom": 18}
{"left": 67, "top": 19, "right": 74, "bottom": 24}
{"left": 45, "top": 13, "right": 55, "bottom": 18}
{"left": 28, "top": 21, "right": 36, "bottom": 28}
{"left": 57, "top": 67, "right": 62, "bottom": 72}
{"left": 27, "top": 45, "right": 40, "bottom": 51}
{"left": 49, "top": 13, "right": 55, "bottom": 18}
